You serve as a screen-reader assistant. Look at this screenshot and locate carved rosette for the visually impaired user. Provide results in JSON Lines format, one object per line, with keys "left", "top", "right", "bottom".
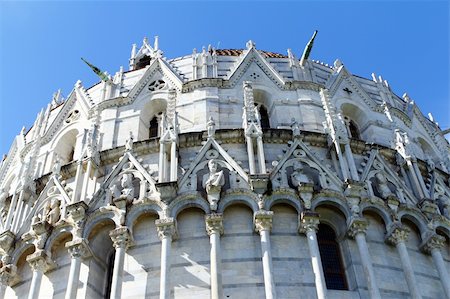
{"left": 26, "top": 250, "right": 55, "bottom": 273}
{"left": 155, "top": 218, "right": 177, "bottom": 240}
{"left": 109, "top": 227, "right": 133, "bottom": 250}
{"left": 420, "top": 233, "right": 446, "bottom": 255}
{"left": 347, "top": 218, "right": 369, "bottom": 239}
{"left": 205, "top": 213, "right": 224, "bottom": 236}
{"left": 298, "top": 211, "right": 320, "bottom": 234}
{"left": 254, "top": 210, "right": 273, "bottom": 233}
{"left": 385, "top": 223, "right": 410, "bottom": 245}
{"left": 65, "top": 238, "right": 92, "bottom": 259}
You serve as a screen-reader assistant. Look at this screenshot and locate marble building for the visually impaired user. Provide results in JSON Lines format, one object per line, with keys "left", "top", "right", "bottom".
{"left": 0, "top": 36, "right": 449, "bottom": 299}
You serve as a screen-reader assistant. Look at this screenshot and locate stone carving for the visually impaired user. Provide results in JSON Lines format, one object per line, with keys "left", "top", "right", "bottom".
{"left": 0, "top": 189, "right": 8, "bottom": 222}
{"left": 203, "top": 159, "right": 225, "bottom": 211}
{"left": 44, "top": 198, "right": 62, "bottom": 226}
{"left": 120, "top": 173, "right": 134, "bottom": 200}
{"left": 437, "top": 196, "right": 450, "bottom": 218}
{"left": 290, "top": 161, "right": 311, "bottom": 188}
{"left": 207, "top": 117, "right": 216, "bottom": 139}
{"left": 374, "top": 173, "right": 393, "bottom": 199}
{"left": 291, "top": 118, "right": 301, "bottom": 138}
{"left": 125, "top": 131, "right": 134, "bottom": 151}
{"left": 52, "top": 154, "right": 61, "bottom": 176}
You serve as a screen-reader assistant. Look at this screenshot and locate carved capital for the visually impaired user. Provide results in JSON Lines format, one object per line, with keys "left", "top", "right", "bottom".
{"left": 65, "top": 238, "right": 92, "bottom": 259}
{"left": 205, "top": 213, "right": 224, "bottom": 236}
{"left": 26, "top": 250, "right": 55, "bottom": 273}
{"left": 385, "top": 223, "right": 410, "bottom": 245}
{"left": 347, "top": 218, "right": 369, "bottom": 238}
{"left": 420, "top": 233, "right": 446, "bottom": 254}
{"left": 66, "top": 201, "right": 88, "bottom": 223}
{"left": 298, "top": 211, "right": 320, "bottom": 234}
{"left": 0, "top": 264, "right": 17, "bottom": 286}
{"left": 155, "top": 218, "right": 177, "bottom": 240}
{"left": 109, "top": 227, "right": 133, "bottom": 250}
{"left": 254, "top": 210, "right": 273, "bottom": 233}
{"left": 0, "top": 231, "right": 15, "bottom": 254}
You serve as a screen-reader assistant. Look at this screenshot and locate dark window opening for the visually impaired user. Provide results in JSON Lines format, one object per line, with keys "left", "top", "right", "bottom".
{"left": 104, "top": 250, "right": 115, "bottom": 298}
{"left": 348, "top": 120, "right": 360, "bottom": 140}
{"left": 136, "top": 55, "right": 151, "bottom": 70}
{"left": 68, "top": 147, "right": 75, "bottom": 162}
{"left": 317, "top": 223, "right": 348, "bottom": 290}
{"left": 257, "top": 104, "right": 270, "bottom": 129}
{"left": 149, "top": 116, "right": 159, "bottom": 138}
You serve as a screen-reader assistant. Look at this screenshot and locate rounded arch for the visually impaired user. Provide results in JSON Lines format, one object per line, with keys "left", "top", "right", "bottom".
{"left": 360, "top": 202, "right": 393, "bottom": 229}
{"left": 139, "top": 97, "right": 168, "bottom": 140}
{"left": 52, "top": 127, "right": 80, "bottom": 165}
{"left": 44, "top": 223, "right": 73, "bottom": 252}
{"left": 265, "top": 191, "right": 301, "bottom": 213}
{"left": 314, "top": 204, "right": 348, "bottom": 240}
{"left": 125, "top": 202, "right": 163, "bottom": 230}
{"left": 398, "top": 208, "right": 429, "bottom": 239}
{"left": 11, "top": 241, "right": 35, "bottom": 266}
{"left": 434, "top": 223, "right": 450, "bottom": 240}
{"left": 169, "top": 193, "right": 210, "bottom": 219}
{"left": 82, "top": 209, "right": 118, "bottom": 239}
{"left": 218, "top": 191, "right": 259, "bottom": 214}
{"left": 311, "top": 192, "right": 351, "bottom": 222}
{"left": 339, "top": 102, "right": 368, "bottom": 140}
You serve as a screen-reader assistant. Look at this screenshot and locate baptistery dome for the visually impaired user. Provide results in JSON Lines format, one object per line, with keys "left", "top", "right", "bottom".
{"left": 0, "top": 36, "right": 449, "bottom": 299}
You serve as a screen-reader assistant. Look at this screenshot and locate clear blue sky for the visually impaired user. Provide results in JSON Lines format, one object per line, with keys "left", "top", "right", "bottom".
{"left": 0, "top": 1, "right": 449, "bottom": 156}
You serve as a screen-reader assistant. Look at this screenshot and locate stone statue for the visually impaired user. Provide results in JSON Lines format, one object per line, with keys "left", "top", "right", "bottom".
{"left": 291, "top": 118, "right": 300, "bottom": 138}
{"left": 203, "top": 159, "right": 225, "bottom": 211}
{"left": 437, "top": 196, "right": 450, "bottom": 218}
{"left": 125, "top": 131, "right": 134, "bottom": 151}
{"left": 290, "top": 161, "right": 311, "bottom": 188}
{"left": 375, "top": 173, "right": 393, "bottom": 199}
{"left": 207, "top": 117, "right": 216, "bottom": 139}
{"left": 120, "top": 173, "right": 134, "bottom": 200}
{"left": 47, "top": 198, "right": 61, "bottom": 225}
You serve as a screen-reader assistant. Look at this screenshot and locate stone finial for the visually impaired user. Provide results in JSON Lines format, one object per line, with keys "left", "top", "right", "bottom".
{"left": 291, "top": 118, "right": 301, "bottom": 138}
{"left": 155, "top": 218, "right": 177, "bottom": 240}
{"left": 246, "top": 40, "right": 256, "bottom": 50}
{"left": 420, "top": 233, "right": 446, "bottom": 255}
{"left": 385, "top": 222, "right": 410, "bottom": 245}
{"left": 205, "top": 213, "right": 224, "bottom": 236}
{"left": 109, "top": 226, "right": 133, "bottom": 250}
{"left": 65, "top": 238, "right": 92, "bottom": 259}
{"left": 26, "top": 250, "right": 55, "bottom": 273}
{"left": 298, "top": 211, "right": 320, "bottom": 234}
{"left": 125, "top": 131, "right": 134, "bottom": 152}
{"left": 347, "top": 218, "right": 369, "bottom": 238}
{"left": 254, "top": 210, "right": 273, "bottom": 233}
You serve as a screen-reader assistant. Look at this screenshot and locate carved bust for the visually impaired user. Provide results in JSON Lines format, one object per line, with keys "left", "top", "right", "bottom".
{"left": 375, "top": 173, "right": 393, "bottom": 199}
{"left": 290, "top": 161, "right": 311, "bottom": 188}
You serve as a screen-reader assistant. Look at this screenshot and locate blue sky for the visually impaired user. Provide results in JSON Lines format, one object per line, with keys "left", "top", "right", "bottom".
{"left": 0, "top": 1, "right": 449, "bottom": 156}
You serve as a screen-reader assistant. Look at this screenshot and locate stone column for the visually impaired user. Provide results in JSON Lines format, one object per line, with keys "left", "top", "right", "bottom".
{"left": 109, "top": 227, "right": 133, "bottom": 299}
{"left": 26, "top": 250, "right": 55, "bottom": 299}
{"left": 246, "top": 137, "right": 256, "bottom": 174}
{"left": 348, "top": 218, "right": 380, "bottom": 299}
{"left": 256, "top": 136, "right": 266, "bottom": 174}
{"left": 299, "top": 212, "right": 327, "bottom": 299}
{"left": 254, "top": 210, "right": 276, "bottom": 299}
{"left": 385, "top": 224, "right": 421, "bottom": 299}
{"left": 156, "top": 218, "right": 177, "bottom": 299}
{"left": 205, "top": 214, "right": 224, "bottom": 299}
{"left": 64, "top": 239, "right": 92, "bottom": 299}
{"left": 421, "top": 234, "right": 450, "bottom": 298}
{"left": 0, "top": 264, "right": 16, "bottom": 299}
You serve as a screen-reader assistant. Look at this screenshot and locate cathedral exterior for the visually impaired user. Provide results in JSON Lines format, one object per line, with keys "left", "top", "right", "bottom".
{"left": 0, "top": 36, "right": 449, "bottom": 299}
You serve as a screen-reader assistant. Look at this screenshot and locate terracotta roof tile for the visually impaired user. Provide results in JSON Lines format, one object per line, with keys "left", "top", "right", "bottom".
{"left": 215, "top": 49, "right": 287, "bottom": 58}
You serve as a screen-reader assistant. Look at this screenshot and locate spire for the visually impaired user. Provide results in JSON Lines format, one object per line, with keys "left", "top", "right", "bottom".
{"left": 81, "top": 57, "right": 110, "bottom": 82}
{"left": 300, "top": 30, "right": 318, "bottom": 66}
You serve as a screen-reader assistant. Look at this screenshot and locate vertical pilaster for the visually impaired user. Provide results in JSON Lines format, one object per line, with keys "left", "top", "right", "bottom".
{"left": 205, "top": 214, "right": 224, "bottom": 299}
{"left": 385, "top": 224, "right": 421, "bottom": 299}
{"left": 254, "top": 210, "right": 276, "bottom": 299}
{"left": 299, "top": 212, "right": 327, "bottom": 299}
{"left": 348, "top": 218, "right": 380, "bottom": 299}
{"left": 156, "top": 218, "right": 177, "bottom": 299}
{"left": 421, "top": 234, "right": 450, "bottom": 299}
{"left": 109, "top": 227, "right": 133, "bottom": 299}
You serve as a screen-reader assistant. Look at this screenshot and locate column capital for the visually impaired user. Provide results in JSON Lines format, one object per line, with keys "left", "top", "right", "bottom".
{"left": 26, "top": 250, "right": 56, "bottom": 273}
{"left": 109, "top": 226, "right": 133, "bottom": 250}
{"left": 298, "top": 211, "right": 320, "bottom": 234}
{"left": 385, "top": 223, "right": 410, "bottom": 245}
{"left": 66, "top": 201, "right": 89, "bottom": 223}
{"left": 420, "top": 233, "right": 446, "bottom": 255}
{"left": 155, "top": 218, "right": 177, "bottom": 240}
{"left": 347, "top": 217, "right": 369, "bottom": 239}
{"left": 254, "top": 210, "right": 273, "bottom": 233}
{"left": 0, "top": 264, "right": 17, "bottom": 286}
{"left": 65, "top": 238, "right": 92, "bottom": 259}
{"left": 205, "top": 213, "right": 224, "bottom": 236}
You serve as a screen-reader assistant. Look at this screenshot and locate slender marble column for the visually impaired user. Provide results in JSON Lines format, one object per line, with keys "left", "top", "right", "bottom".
{"left": 256, "top": 136, "right": 266, "bottom": 174}
{"left": 65, "top": 239, "right": 92, "bottom": 299}
{"left": 246, "top": 137, "right": 256, "bottom": 174}
{"left": 421, "top": 234, "right": 450, "bottom": 299}
{"left": 385, "top": 224, "right": 421, "bottom": 299}
{"left": 156, "top": 218, "right": 177, "bottom": 299}
{"left": 254, "top": 210, "right": 276, "bottom": 299}
{"left": 109, "top": 227, "right": 133, "bottom": 299}
{"left": 348, "top": 218, "right": 381, "bottom": 299}
{"left": 344, "top": 143, "right": 359, "bottom": 181}
{"left": 299, "top": 212, "right": 327, "bottom": 299}
{"left": 205, "top": 214, "right": 224, "bottom": 299}
{"left": 26, "top": 250, "right": 55, "bottom": 299}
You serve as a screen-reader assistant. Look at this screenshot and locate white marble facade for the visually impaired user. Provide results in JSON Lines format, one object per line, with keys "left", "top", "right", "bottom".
{"left": 0, "top": 37, "right": 449, "bottom": 299}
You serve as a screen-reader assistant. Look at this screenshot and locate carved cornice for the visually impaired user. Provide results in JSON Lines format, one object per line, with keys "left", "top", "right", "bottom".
{"left": 205, "top": 213, "right": 224, "bottom": 236}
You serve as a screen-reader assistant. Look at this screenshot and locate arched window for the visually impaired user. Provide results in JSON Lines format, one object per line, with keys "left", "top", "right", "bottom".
{"left": 149, "top": 112, "right": 163, "bottom": 138}
{"left": 317, "top": 223, "right": 348, "bottom": 290}
{"left": 255, "top": 103, "right": 270, "bottom": 129}
{"left": 104, "top": 250, "right": 115, "bottom": 298}
{"left": 344, "top": 116, "right": 360, "bottom": 140}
